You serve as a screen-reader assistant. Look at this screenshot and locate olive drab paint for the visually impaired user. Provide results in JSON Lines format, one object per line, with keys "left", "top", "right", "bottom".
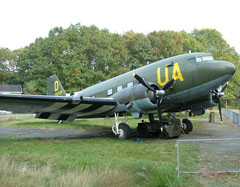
{"left": 47, "top": 75, "right": 66, "bottom": 96}
{"left": 157, "top": 62, "right": 184, "bottom": 86}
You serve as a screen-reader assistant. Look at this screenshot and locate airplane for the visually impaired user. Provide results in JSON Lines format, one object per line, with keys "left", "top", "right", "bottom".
{"left": 0, "top": 52, "right": 236, "bottom": 139}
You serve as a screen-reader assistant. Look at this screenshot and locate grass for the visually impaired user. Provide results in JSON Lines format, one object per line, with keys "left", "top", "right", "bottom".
{"left": 0, "top": 156, "right": 132, "bottom": 187}
{"left": 0, "top": 116, "right": 140, "bottom": 130}
{"left": 0, "top": 137, "right": 200, "bottom": 186}
{"left": 0, "top": 117, "right": 202, "bottom": 186}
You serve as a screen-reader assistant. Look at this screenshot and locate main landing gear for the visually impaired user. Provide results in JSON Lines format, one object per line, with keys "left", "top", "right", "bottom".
{"left": 111, "top": 113, "right": 131, "bottom": 140}
{"left": 110, "top": 113, "right": 193, "bottom": 140}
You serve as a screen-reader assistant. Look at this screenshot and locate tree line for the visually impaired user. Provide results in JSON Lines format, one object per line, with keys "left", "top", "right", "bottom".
{"left": 0, "top": 23, "right": 239, "bottom": 100}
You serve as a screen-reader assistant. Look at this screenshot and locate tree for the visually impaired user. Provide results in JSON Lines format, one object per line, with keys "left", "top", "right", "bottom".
{"left": 124, "top": 31, "right": 154, "bottom": 69}
{"left": 0, "top": 47, "right": 17, "bottom": 84}
{"left": 148, "top": 30, "right": 206, "bottom": 59}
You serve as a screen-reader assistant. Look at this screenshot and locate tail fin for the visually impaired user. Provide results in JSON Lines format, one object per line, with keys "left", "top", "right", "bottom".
{"left": 47, "top": 75, "right": 66, "bottom": 96}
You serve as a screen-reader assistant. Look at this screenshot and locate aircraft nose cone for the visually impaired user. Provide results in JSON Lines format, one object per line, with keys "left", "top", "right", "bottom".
{"left": 219, "top": 61, "right": 236, "bottom": 75}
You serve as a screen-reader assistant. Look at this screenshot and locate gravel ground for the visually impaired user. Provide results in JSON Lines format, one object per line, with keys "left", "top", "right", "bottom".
{"left": 0, "top": 127, "right": 114, "bottom": 139}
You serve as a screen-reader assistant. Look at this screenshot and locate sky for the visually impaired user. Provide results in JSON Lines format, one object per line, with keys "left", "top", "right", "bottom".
{"left": 0, "top": 0, "right": 240, "bottom": 53}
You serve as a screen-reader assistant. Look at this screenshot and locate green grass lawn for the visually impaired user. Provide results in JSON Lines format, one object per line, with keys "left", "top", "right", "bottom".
{"left": 0, "top": 116, "right": 140, "bottom": 129}
{"left": 0, "top": 117, "right": 201, "bottom": 186}
{"left": 0, "top": 137, "right": 200, "bottom": 186}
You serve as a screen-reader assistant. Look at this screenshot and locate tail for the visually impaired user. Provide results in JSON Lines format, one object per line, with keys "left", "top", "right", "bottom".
{"left": 47, "top": 75, "right": 66, "bottom": 96}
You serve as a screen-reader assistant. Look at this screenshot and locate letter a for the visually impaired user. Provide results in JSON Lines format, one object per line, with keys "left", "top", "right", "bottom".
{"left": 172, "top": 63, "right": 184, "bottom": 82}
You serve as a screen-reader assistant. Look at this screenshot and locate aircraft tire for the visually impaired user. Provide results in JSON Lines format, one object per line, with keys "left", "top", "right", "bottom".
{"left": 182, "top": 119, "right": 193, "bottom": 133}
{"left": 118, "top": 123, "right": 131, "bottom": 140}
{"left": 159, "top": 131, "right": 169, "bottom": 139}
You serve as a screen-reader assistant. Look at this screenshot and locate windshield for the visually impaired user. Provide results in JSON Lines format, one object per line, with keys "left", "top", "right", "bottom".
{"left": 189, "top": 56, "right": 214, "bottom": 64}
{"left": 196, "top": 56, "right": 214, "bottom": 62}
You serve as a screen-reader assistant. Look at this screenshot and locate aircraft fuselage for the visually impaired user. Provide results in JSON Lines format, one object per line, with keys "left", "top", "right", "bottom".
{"left": 77, "top": 52, "right": 235, "bottom": 118}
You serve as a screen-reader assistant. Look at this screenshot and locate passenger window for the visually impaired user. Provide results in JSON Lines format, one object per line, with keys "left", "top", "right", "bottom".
{"left": 107, "top": 89, "right": 113, "bottom": 96}
{"left": 117, "top": 85, "right": 123, "bottom": 92}
{"left": 127, "top": 82, "right": 133, "bottom": 87}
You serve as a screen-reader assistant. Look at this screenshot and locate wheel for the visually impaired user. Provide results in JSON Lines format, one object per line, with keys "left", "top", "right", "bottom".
{"left": 137, "top": 123, "right": 149, "bottom": 138}
{"left": 159, "top": 131, "right": 169, "bottom": 139}
{"left": 182, "top": 119, "right": 193, "bottom": 133}
{"left": 118, "top": 123, "right": 131, "bottom": 140}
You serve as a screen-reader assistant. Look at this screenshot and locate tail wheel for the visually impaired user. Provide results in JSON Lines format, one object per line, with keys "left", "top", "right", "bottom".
{"left": 118, "top": 123, "right": 131, "bottom": 140}
{"left": 182, "top": 119, "right": 193, "bottom": 133}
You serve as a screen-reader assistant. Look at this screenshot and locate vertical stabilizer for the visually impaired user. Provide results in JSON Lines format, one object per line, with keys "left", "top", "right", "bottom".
{"left": 47, "top": 75, "right": 66, "bottom": 96}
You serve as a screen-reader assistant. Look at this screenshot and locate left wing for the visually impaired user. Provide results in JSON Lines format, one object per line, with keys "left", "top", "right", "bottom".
{"left": 0, "top": 94, "right": 117, "bottom": 121}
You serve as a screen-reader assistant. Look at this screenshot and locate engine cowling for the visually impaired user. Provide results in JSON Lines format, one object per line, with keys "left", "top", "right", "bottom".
{"left": 112, "top": 84, "right": 155, "bottom": 105}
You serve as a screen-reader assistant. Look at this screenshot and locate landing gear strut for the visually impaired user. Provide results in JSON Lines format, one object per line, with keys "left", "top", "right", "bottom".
{"left": 111, "top": 113, "right": 131, "bottom": 140}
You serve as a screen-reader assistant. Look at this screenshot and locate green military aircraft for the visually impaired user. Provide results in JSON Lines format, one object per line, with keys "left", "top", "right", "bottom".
{"left": 0, "top": 53, "right": 236, "bottom": 139}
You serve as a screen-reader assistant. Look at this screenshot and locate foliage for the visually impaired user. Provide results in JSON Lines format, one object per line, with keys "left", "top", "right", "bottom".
{"left": 0, "top": 47, "right": 18, "bottom": 84}
{"left": 1, "top": 24, "right": 239, "bottom": 101}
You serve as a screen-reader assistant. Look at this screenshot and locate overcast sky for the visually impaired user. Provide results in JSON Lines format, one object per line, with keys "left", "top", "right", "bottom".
{"left": 0, "top": 0, "right": 240, "bottom": 53}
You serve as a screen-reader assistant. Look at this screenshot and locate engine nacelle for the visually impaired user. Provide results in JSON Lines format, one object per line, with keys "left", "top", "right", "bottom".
{"left": 112, "top": 84, "right": 154, "bottom": 105}
{"left": 128, "top": 98, "right": 157, "bottom": 112}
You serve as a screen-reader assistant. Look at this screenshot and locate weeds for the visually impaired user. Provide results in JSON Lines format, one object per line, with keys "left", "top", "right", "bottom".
{"left": 0, "top": 156, "right": 133, "bottom": 187}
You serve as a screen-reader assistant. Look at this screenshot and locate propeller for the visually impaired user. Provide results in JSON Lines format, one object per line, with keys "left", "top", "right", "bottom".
{"left": 212, "top": 82, "right": 228, "bottom": 121}
{"left": 132, "top": 72, "right": 175, "bottom": 126}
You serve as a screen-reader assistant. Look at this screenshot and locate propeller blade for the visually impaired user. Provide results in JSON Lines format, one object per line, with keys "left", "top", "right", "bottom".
{"left": 218, "top": 100, "right": 223, "bottom": 121}
{"left": 157, "top": 98, "right": 162, "bottom": 126}
{"left": 132, "top": 72, "right": 156, "bottom": 93}
{"left": 217, "top": 82, "right": 228, "bottom": 93}
{"left": 221, "top": 82, "right": 228, "bottom": 92}
{"left": 161, "top": 78, "right": 175, "bottom": 91}
{"left": 132, "top": 73, "right": 176, "bottom": 127}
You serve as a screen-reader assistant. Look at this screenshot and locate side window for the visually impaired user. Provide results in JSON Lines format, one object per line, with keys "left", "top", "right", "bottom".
{"left": 117, "top": 85, "right": 123, "bottom": 92}
{"left": 127, "top": 82, "right": 133, "bottom": 87}
{"left": 107, "top": 89, "right": 113, "bottom": 96}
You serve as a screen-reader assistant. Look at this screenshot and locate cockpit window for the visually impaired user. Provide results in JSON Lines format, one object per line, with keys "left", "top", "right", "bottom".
{"left": 202, "top": 56, "right": 214, "bottom": 61}
{"left": 189, "top": 55, "right": 214, "bottom": 63}
{"left": 196, "top": 57, "right": 202, "bottom": 63}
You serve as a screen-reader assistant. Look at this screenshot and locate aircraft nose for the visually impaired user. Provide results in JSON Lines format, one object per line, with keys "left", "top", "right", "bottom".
{"left": 217, "top": 61, "right": 236, "bottom": 76}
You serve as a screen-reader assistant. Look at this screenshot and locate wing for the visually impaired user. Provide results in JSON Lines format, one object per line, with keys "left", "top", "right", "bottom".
{"left": 0, "top": 94, "right": 116, "bottom": 121}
